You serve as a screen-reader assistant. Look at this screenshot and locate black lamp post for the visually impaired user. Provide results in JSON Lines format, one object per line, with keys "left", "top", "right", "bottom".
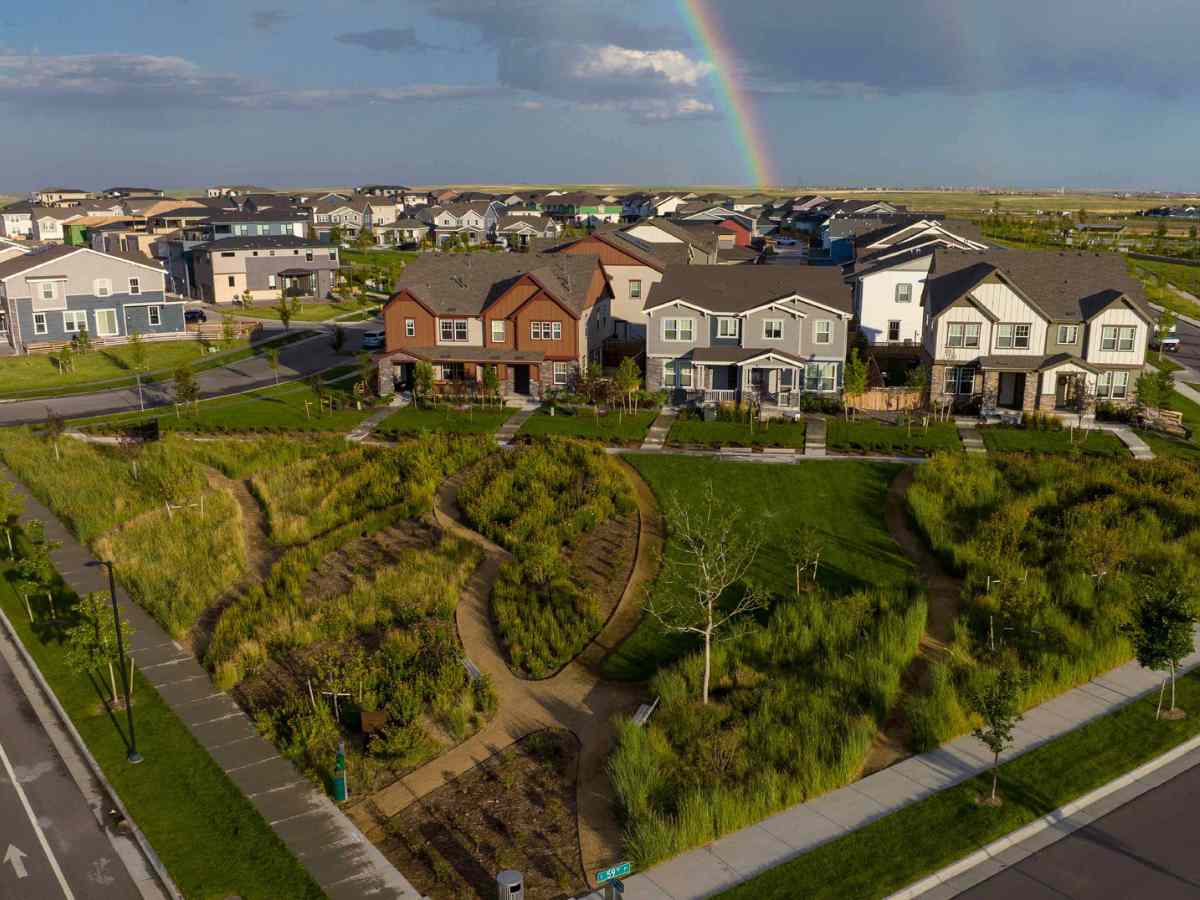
{"left": 88, "top": 559, "right": 142, "bottom": 764}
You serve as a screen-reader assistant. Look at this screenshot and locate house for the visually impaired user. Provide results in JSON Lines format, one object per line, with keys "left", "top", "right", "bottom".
{"left": 358, "top": 184, "right": 407, "bottom": 197}
{"left": 643, "top": 265, "right": 853, "bottom": 409}
{"left": 310, "top": 198, "right": 365, "bottom": 241}
{"left": 422, "top": 201, "right": 503, "bottom": 247}
{"left": 401, "top": 189, "right": 431, "bottom": 209}
{"left": 102, "top": 187, "right": 164, "bottom": 199}
{"left": 190, "top": 235, "right": 339, "bottom": 304}
{"left": 544, "top": 192, "right": 622, "bottom": 225}
{"left": 206, "top": 185, "right": 272, "bottom": 198}
{"left": 31, "top": 208, "right": 84, "bottom": 243}
{"left": 374, "top": 218, "right": 428, "bottom": 248}
{"left": 0, "top": 245, "right": 179, "bottom": 353}
{"left": 0, "top": 203, "right": 35, "bottom": 239}
{"left": 377, "top": 252, "right": 611, "bottom": 400}
{"left": 922, "top": 250, "right": 1153, "bottom": 415}
{"left": 0, "top": 238, "right": 29, "bottom": 264}
{"left": 496, "top": 216, "right": 561, "bottom": 250}
{"left": 362, "top": 196, "right": 400, "bottom": 238}
{"left": 35, "top": 188, "right": 91, "bottom": 207}
{"left": 680, "top": 206, "right": 758, "bottom": 237}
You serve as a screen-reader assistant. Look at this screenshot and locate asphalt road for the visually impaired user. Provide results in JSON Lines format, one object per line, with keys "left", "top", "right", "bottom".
{"left": 0, "top": 321, "right": 375, "bottom": 426}
{"left": 1166, "top": 316, "right": 1200, "bottom": 375}
{"left": 960, "top": 761, "right": 1200, "bottom": 899}
{"left": 0, "top": 644, "right": 141, "bottom": 899}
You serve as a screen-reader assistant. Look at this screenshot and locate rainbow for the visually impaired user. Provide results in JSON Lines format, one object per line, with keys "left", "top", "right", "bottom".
{"left": 678, "top": 0, "right": 775, "bottom": 188}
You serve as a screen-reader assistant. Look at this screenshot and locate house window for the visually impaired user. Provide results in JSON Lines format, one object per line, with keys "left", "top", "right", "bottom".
{"left": 442, "top": 362, "right": 467, "bottom": 381}
{"left": 329, "top": 251, "right": 337, "bottom": 260}
{"left": 1058, "top": 324, "right": 1079, "bottom": 344}
{"left": 228, "top": 276, "right": 236, "bottom": 288}
{"left": 888, "top": 320, "right": 901, "bottom": 342}
{"left": 553, "top": 362, "right": 570, "bottom": 385}
{"left": 1096, "top": 370, "right": 1130, "bottom": 399}
{"left": 491, "top": 320, "right": 505, "bottom": 343}
{"left": 677, "top": 360, "right": 693, "bottom": 388}
{"left": 530, "top": 321, "right": 560, "bottom": 340}
{"left": 305, "top": 252, "right": 313, "bottom": 262}
{"left": 405, "top": 318, "right": 416, "bottom": 337}
{"left": 717, "top": 317, "right": 739, "bottom": 338}
{"left": 268, "top": 274, "right": 277, "bottom": 289}
{"left": 944, "top": 366, "right": 975, "bottom": 395}
{"left": 947, "top": 322, "right": 981, "bottom": 349}
{"left": 629, "top": 279, "right": 642, "bottom": 299}
{"left": 661, "top": 317, "right": 694, "bottom": 342}
{"left": 439, "top": 319, "right": 469, "bottom": 342}
{"left": 221, "top": 251, "right": 236, "bottom": 258}
{"left": 995, "top": 323, "right": 1031, "bottom": 350}
{"left": 39, "top": 283, "right": 56, "bottom": 303}
{"left": 33, "top": 313, "right": 47, "bottom": 335}
{"left": 94, "top": 308, "right": 119, "bottom": 337}
{"left": 63, "top": 310, "right": 88, "bottom": 333}
{"left": 814, "top": 320, "right": 833, "bottom": 344}
{"left": 763, "top": 319, "right": 784, "bottom": 340}
{"left": 148, "top": 306, "right": 161, "bottom": 326}
{"left": 804, "top": 362, "right": 837, "bottom": 392}
{"left": 93, "top": 278, "right": 112, "bottom": 298}
{"left": 663, "top": 359, "right": 675, "bottom": 387}
{"left": 895, "top": 283, "right": 912, "bottom": 303}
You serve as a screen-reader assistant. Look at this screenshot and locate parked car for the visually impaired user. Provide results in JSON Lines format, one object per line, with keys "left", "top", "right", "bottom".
{"left": 361, "top": 329, "right": 386, "bottom": 350}
{"left": 1151, "top": 324, "right": 1180, "bottom": 352}
{"left": 184, "top": 308, "right": 208, "bottom": 324}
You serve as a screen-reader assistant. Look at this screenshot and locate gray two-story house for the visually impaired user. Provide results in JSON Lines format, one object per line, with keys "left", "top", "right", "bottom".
{"left": 643, "top": 265, "right": 854, "bottom": 408}
{"left": 0, "top": 245, "right": 179, "bottom": 353}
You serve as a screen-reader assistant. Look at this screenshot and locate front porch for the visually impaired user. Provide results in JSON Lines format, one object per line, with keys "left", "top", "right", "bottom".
{"left": 376, "top": 347, "right": 551, "bottom": 403}
{"left": 667, "top": 349, "right": 842, "bottom": 412}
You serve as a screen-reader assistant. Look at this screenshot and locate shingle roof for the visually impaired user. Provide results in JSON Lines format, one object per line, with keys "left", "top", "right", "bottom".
{"left": 197, "top": 235, "right": 326, "bottom": 252}
{"left": 198, "top": 209, "right": 310, "bottom": 223}
{"left": 644, "top": 265, "right": 853, "bottom": 315}
{"left": 391, "top": 252, "right": 600, "bottom": 317}
{"left": 0, "top": 244, "right": 162, "bottom": 280}
{"left": 924, "top": 249, "right": 1150, "bottom": 323}
{"left": 497, "top": 215, "right": 554, "bottom": 232}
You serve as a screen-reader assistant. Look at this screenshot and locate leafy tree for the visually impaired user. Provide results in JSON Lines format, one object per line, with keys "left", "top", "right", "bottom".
{"left": 357, "top": 350, "right": 375, "bottom": 397}
{"left": 276, "top": 294, "right": 293, "bottom": 331}
{"left": 220, "top": 317, "right": 237, "bottom": 352}
{"left": 331, "top": 325, "right": 346, "bottom": 353}
{"left": 1123, "top": 583, "right": 1198, "bottom": 720}
{"left": 354, "top": 228, "right": 376, "bottom": 251}
{"left": 264, "top": 347, "right": 281, "bottom": 385}
{"left": 647, "top": 482, "right": 768, "bottom": 705}
{"left": 481, "top": 364, "right": 501, "bottom": 407}
{"left": 0, "top": 481, "right": 19, "bottom": 557}
{"left": 65, "top": 592, "right": 132, "bottom": 704}
{"left": 44, "top": 409, "right": 66, "bottom": 461}
{"left": 13, "top": 520, "right": 59, "bottom": 615}
{"left": 329, "top": 225, "right": 343, "bottom": 246}
{"left": 126, "top": 330, "right": 148, "bottom": 372}
{"left": 905, "top": 363, "right": 929, "bottom": 395}
{"left": 414, "top": 360, "right": 434, "bottom": 408}
{"left": 173, "top": 364, "right": 200, "bottom": 413}
{"left": 1136, "top": 368, "right": 1174, "bottom": 411}
{"left": 785, "top": 524, "right": 824, "bottom": 597}
{"left": 614, "top": 356, "right": 641, "bottom": 413}
{"left": 56, "top": 343, "right": 74, "bottom": 375}
{"left": 72, "top": 327, "right": 92, "bottom": 355}
{"left": 843, "top": 348, "right": 869, "bottom": 418}
{"left": 241, "top": 288, "right": 253, "bottom": 307}
{"left": 969, "top": 666, "right": 1024, "bottom": 804}
{"left": 289, "top": 292, "right": 304, "bottom": 316}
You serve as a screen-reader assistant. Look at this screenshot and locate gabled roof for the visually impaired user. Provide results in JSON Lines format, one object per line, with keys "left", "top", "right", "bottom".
{"left": 644, "top": 265, "right": 852, "bottom": 316}
{"left": 497, "top": 215, "right": 554, "bottom": 232}
{"left": 0, "top": 245, "right": 163, "bottom": 280}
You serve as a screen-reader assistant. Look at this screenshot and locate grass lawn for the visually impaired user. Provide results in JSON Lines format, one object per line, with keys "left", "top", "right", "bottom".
{"left": 237, "top": 300, "right": 372, "bottom": 322}
{"left": 979, "top": 425, "right": 1128, "bottom": 457}
{"left": 826, "top": 418, "right": 962, "bottom": 455}
{"left": 1168, "top": 388, "right": 1200, "bottom": 432}
{"left": 75, "top": 371, "right": 374, "bottom": 434}
{"left": 603, "top": 455, "right": 911, "bottom": 680}
{"left": 667, "top": 416, "right": 807, "bottom": 448}
{"left": 518, "top": 407, "right": 657, "bottom": 445}
{"left": 1146, "top": 353, "right": 1184, "bottom": 374}
{"left": 720, "top": 671, "right": 1200, "bottom": 900}
{"left": 0, "top": 564, "right": 322, "bottom": 900}
{"left": 375, "top": 404, "right": 513, "bottom": 438}
{"left": 1138, "top": 430, "right": 1200, "bottom": 461}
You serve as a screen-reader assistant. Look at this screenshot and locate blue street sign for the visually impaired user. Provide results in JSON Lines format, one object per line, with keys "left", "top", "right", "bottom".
{"left": 596, "top": 862, "right": 632, "bottom": 884}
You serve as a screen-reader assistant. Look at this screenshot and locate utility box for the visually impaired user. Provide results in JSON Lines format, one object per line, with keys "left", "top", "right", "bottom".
{"left": 496, "top": 870, "right": 523, "bottom": 900}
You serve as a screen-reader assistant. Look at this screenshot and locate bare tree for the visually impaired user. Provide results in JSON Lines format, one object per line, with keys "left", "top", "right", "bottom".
{"left": 785, "top": 524, "right": 823, "bottom": 597}
{"left": 647, "top": 482, "right": 767, "bottom": 704}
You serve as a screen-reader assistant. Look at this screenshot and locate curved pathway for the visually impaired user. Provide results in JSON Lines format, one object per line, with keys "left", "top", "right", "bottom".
{"left": 862, "top": 466, "right": 965, "bottom": 774}
{"left": 346, "top": 457, "right": 664, "bottom": 888}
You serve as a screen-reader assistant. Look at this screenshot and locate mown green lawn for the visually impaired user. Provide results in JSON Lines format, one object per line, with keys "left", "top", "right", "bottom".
{"left": 720, "top": 671, "right": 1200, "bottom": 900}
{"left": 1139, "top": 431, "right": 1200, "bottom": 461}
{"left": 667, "top": 416, "right": 807, "bottom": 448}
{"left": 375, "top": 404, "right": 513, "bottom": 438}
{"left": 826, "top": 418, "right": 961, "bottom": 455}
{"left": 1168, "top": 388, "right": 1200, "bottom": 432}
{"left": 1146, "top": 353, "right": 1184, "bottom": 374}
{"left": 0, "top": 564, "right": 323, "bottom": 900}
{"left": 75, "top": 370, "right": 373, "bottom": 434}
{"left": 603, "top": 455, "right": 911, "bottom": 680}
{"left": 979, "top": 425, "right": 1128, "bottom": 457}
{"left": 519, "top": 407, "right": 657, "bottom": 445}
{"left": 237, "top": 301, "right": 372, "bottom": 322}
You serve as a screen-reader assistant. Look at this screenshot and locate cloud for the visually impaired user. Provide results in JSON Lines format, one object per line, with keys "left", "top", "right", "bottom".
{"left": 233, "top": 84, "right": 502, "bottom": 109}
{"left": 334, "top": 26, "right": 450, "bottom": 54}
{"left": 574, "top": 46, "right": 712, "bottom": 87}
{"left": 515, "top": 99, "right": 544, "bottom": 111}
{"left": 250, "top": 9, "right": 293, "bottom": 33}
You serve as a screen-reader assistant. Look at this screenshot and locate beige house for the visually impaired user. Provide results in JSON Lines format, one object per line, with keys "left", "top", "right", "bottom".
{"left": 191, "top": 235, "right": 339, "bottom": 304}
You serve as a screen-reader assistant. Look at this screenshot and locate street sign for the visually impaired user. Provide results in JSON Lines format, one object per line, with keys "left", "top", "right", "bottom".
{"left": 596, "top": 862, "right": 631, "bottom": 884}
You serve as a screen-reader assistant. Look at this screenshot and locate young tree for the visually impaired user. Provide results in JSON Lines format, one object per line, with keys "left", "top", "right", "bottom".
{"left": 264, "top": 347, "right": 281, "bottom": 385}
{"left": 0, "top": 481, "right": 19, "bottom": 558}
{"left": 241, "top": 288, "right": 253, "bottom": 307}
{"left": 65, "top": 592, "right": 132, "bottom": 705}
{"left": 354, "top": 228, "right": 376, "bottom": 251}
{"left": 44, "top": 409, "right": 66, "bottom": 462}
{"left": 276, "top": 295, "right": 293, "bottom": 331}
{"left": 126, "top": 330, "right": 148, "bottom": 372}
{"left": 329, "top": 225, "right": 343, "bottom": 246}
{"left": 647, "top": 483, "right": 768, "bottom": 705}
{"left": 614, "top": 356, "right": 641, "bottom": 413}
{"left": 969, "top": 667, "right": 1024, "bottom": 805}
{"left": 14, "top": 520, "right": 60, "bottom": 617}
{"left": 220, "top": 316, "right": 237, "bottom": 352}
{"left": 1123, "top": 583, "right": 1198, "bottom": 720}
{"left": 356, "top": 350, "right": 375, "bottom": 398}
{"left": 173, "top": 365, "right": 200, "bottom": 413}
{"left": 1136, "top": 368, "right": 1174, "bottom": 412}
{"left": 785, "top": 524, "right": 824, "bottom": 597}
{"left": 290, "top": 291, "right": 304, "bottom": 316}
{"left": 843, "top": 348, "right": 869, "bottom": 419}
{"left": 414, "top": 360, "right": 434, "bottom": 408}
{"left": 331, "top": 325, "right": 346, "bottom": 354}
{"left": 73, "top": 327, "right": 92, "bottom": 355}
{"left": 56, "top": 343, "right": 74, "bottom": 375}
{"left": 481, "top": 364, "right": 501, "bottom": 407}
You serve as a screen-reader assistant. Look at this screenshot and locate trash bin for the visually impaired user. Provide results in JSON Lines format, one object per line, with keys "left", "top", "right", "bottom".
{"left": 496, "top": 869, "right": 523, "bottom": 900}
{"left": 702, "top": 404, "right": 718, "bottom": 422}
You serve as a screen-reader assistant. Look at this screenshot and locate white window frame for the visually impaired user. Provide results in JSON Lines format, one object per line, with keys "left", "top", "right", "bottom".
{"left": 491, "top": 320, "right": 505, "bottom": 343}
{"left": 894, "top": 283, "right": 912, "bottom": 303}
{"left": 814, "top": 319, "right": 833, "bottom": 345}
{"left": 946, "top": 321, "right": 981, "bottom": 349}
{"left": 93, "top": 278, "right": 112, "bottom": 298}
{"left": 40, "top": 282, "right": 56, "bottom": 303}
{"left": 32, "top": 312, "right": 47, "bottom": 335}
{"left": 62, "top": 310, "right": 88, "bottom": 333}
{"left": 661, "top": 317, "right": 695, "bottom": 342}
{"left": 148, "top": 306, "right": 161, "bottom": 326}
{"left": 553, "top": 362, "right": 570, "bottom": 385}
{"left": 717, "top": 317, "right": 739, "bottom": 339}
{"left": 629, "top": 279, "right": 642, "bottom": 299}
{"left": 1097, "top": 370, "right": 1130, "bottom": 399}
{"left": 128, "top": 277, "right": 140, "bottom": 295}
{"left": 405, "top": 318, "right": 416, "bottom": 337}
{"left": 1057, "top": 324, "right": 1079, "bottom": 344}
{"left": 677, "top": 360, "right": 693, "bottom": 388}
{"left": 267, "top": 274, "right": 277, "bottom": 289}
{"left": 804, "top": 361, "right": 837, "bottom": 392}
{"left": 1118, "top": 326, "right": 1136, "bottom": 352}
{"left": 762, "top": 319, "right": 784, "bottom": 340}
{"left": 996, "top": 322, "right": 1031, "bottom": 350}
{"left": 93, "top": 308, "right": 119, "bottom": 337}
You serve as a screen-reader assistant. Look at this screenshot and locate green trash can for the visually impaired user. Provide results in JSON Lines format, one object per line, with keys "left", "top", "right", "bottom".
{"left": 333, "top": 741, "right": 348, "bottom": 802}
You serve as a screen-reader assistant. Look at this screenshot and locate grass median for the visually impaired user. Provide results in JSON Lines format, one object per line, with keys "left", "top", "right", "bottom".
{"left": 0, "top": 560, "right": 323, "bottom": 900}
{"left": 720, "top": 671, "right": 1200, "bottom": 899}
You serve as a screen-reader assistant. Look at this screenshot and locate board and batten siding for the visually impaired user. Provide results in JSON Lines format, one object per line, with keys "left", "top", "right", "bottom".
{"left": 971, "top": 281, "right": 1048, "bottom": 355}
{"left": 1040, "top": 361, "right": 1095, "bottom": 397}
{"left": 933, "top": 300, "right": 992, "bottom": 361}
{"left": 1085, "top": 305, "right": 1147, "bottom": 366}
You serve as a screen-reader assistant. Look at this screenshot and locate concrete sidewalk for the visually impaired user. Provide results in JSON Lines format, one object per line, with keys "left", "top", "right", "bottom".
{"left": 495, "top": 406, "right": 536, "bottom": 445}
{"left": 804, "top": 416, "right": 826, "bottom": 457}
{"left": 640, "top": 409, "right": 677, "bottom": 450}
{"left": 0, "top": 467, "right": 422, "bottom": 900}
{"left": 620, "top": 630, "right": 1200, "bottom": 900}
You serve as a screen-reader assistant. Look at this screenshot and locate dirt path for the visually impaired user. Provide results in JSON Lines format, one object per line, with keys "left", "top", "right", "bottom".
{"left": 346, "top": 459, "right": 661, "bottom": 888}
{"left": 861, "top": 466, "right": 964, "bottom": 775}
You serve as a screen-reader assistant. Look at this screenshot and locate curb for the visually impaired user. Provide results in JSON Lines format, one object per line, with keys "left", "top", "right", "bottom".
{"left": 885, "top": 731, "right": 1200, "bottom": 899}
{"left": 0, "top": 606, "right": 183, "bottom": 900}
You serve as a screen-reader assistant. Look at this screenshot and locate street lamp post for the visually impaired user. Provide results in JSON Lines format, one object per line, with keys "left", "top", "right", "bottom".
{"left": 89, "top": 560, "right": 142, "bottom": 764}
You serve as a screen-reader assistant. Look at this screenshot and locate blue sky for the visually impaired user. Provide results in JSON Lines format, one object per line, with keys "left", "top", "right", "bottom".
{"left": 1, "top": 0, "right": 1197, "bottom": 192}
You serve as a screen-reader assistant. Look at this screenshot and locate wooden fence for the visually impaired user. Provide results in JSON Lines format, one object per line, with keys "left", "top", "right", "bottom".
{"left": 848, "top": 387, "right": 925, "bottom": 412}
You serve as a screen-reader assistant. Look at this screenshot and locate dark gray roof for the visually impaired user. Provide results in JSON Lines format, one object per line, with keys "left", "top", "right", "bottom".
{"left": 691, "top": 346, "right": 808, "bottom": 365}
{"left": 717, "top": 246, "right": 760, "bottom": 263}
{"left": 199, "top": 209, "right": 310, "bottom": 223}
{"left": 924, "top": 249, "right": 1151, "bottom": 323}
{"left": 391, "top": 346, "right": 544, "bottom": 364}
{"left": 976, "top": 355, "right": 1047, "bottom": 371}
{"left": 391, "top": 252, "right": 600, "bottom": 317}
{"left": 0, "top": 244, "right": 162, "bottom": 280}
{"left": 645, "top": 265, "right": 853, "bottom": 315}
{"left": 197, "top": 235, "right": 326, "bottom": 252}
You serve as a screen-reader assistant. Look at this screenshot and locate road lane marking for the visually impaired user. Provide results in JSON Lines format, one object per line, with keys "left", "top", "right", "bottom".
{"left": 0, "top": 738, "right": 74, "bottom": 898}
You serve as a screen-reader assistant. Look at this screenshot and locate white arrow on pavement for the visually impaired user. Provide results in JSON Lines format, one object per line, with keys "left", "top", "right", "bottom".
{"left": 4, "top": 844, "right": 27, "bottom": 879}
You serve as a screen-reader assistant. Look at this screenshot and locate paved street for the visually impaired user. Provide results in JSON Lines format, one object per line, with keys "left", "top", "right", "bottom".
{"left": 1167, "top": 315, "right": 1200, "bottom": 374}
{"left": 0, "top": 322, "right": 374, "bottom": 426}
{"left": 0, "top": 632, "right": 149, "bottom": 899}
{"left": 960, "top": 760, "right": 1200, "bottom": 899}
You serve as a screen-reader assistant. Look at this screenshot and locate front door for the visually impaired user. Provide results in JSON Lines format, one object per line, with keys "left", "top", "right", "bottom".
{"left": 997, "top": 372, "right": 1026, "bottom": 409}
{"left": 513, "top": 364, "right": 531, "bottom": 395}
{"left": 1055, "top": 373, "right": 1078, "bottom": 409}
